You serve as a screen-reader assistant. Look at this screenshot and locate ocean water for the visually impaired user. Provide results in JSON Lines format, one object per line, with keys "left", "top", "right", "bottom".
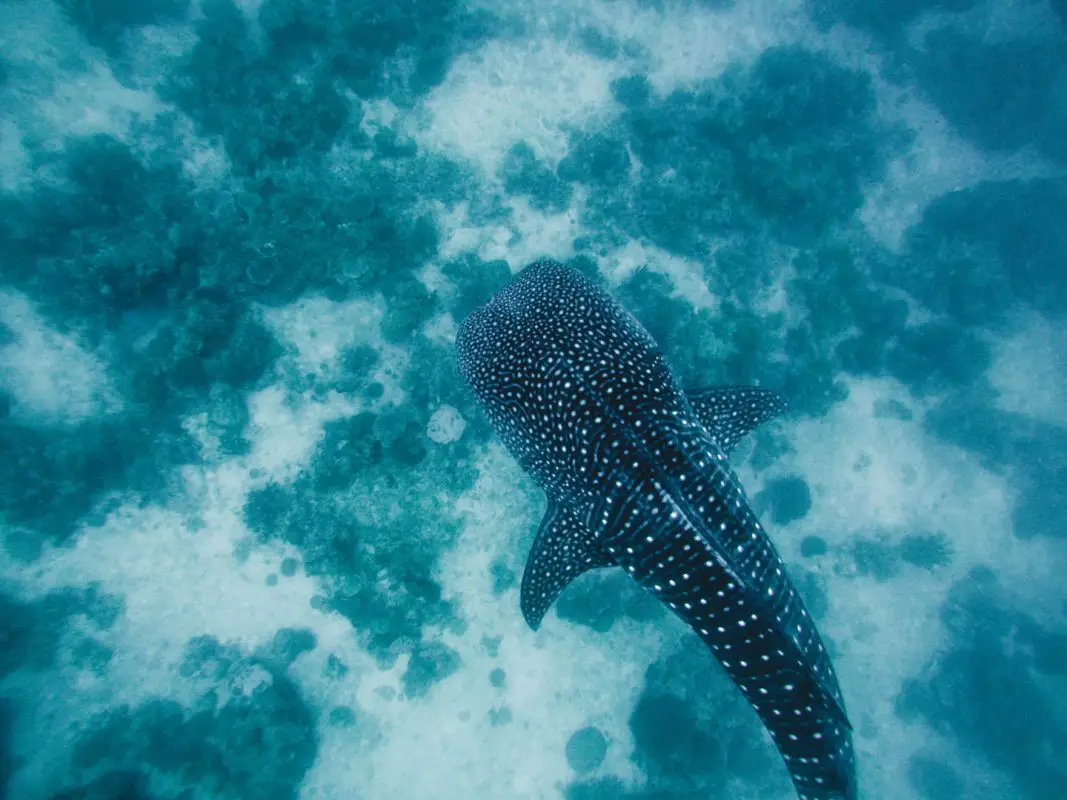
{"left": 0, "top": 1, "right": 1065, "bottom": 798}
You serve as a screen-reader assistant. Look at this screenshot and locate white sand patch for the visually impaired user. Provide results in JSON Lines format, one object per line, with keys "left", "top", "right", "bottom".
{"left": 427, "top": 405, "right": 467, "bottom": 444}
{"left": 587, "top": 0, "right": 805, "bottom": 93}
{"left": 436, "top": 207, "right": 720, "bottom": 314}
{"left": 0, "top": 118, "right": 30, "bottom": 192}
{"left": 435, "top": 201, "right": 516, "bottom": 264}
{"left": 779, "top": 378, "right": 1017, "bottom": 577}
{"left": 0, "top": 290, "right": 122, "bottom": 425}
{"left": 27, "top": 382, "right": 358, "bottom": 680}
{"left": 179, "top": 133, "right": 231, "bottom": 184}
{"left": 423, "top": 310, "right": 459, "bottom": 347}
{"left": 989, "top": 310, "right": 1067, "bottom": 426}
{"left": 243, "top": 385, "right": 353, "bottom": 482}
{"left": 486, "top": 196, "right": 585, "bottom": 267}
{"left": 119, "top": 19, "right": 200, "bottom": 91}
{"left": 38, "top": 61, "right": 163, "bottom": 142}
{"left": 420, "top": 36, "right": 624, "bottom": 174}
{"left": 359, "top": 97, "right": 403, "bottom": 138}
{"left": 9, "top": 508, "right": 377, "bottom": 800}
{"left": 261, "top": 294, "right": 385, "bottom": 376}
{"left": 602, "top": 239, "right": 721, "bottom": 312}
{"left": 434, "top": 195, "right": 582, "bottom": 271}
{"left": 35, "top": 502, "right": 308, "bottom": 690}
{"left": 4, "top": 287, "right": 415, "bottom": 791}
{"left": 342, "top": 617, "right": 656, "bottom": 798}
{"left": 232, "top": 0, "right": 267, "bottom": 18}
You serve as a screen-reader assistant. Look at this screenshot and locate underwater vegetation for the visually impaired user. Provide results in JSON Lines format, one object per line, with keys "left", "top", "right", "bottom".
{"left": 811, "top": 0, "right": 1067, "bottom": 165}
{"left": 0, "top": 585, "right": 123, "bottom": 678}
{"left": 897, "top": 568, "right": 1067, "bottom": 797}
{"left": 61, "top": 635, "right": 320, "bottom": 800}
{"left": 59, "top": 0, "right": 192, "bottom": 58}
{"left": 515, "top": 45, "right": 910, "bottom": 258}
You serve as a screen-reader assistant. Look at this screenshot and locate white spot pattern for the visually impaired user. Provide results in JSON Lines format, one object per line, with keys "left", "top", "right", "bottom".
{"left": 456, "top": 261, "right": 856, "bottom": 800}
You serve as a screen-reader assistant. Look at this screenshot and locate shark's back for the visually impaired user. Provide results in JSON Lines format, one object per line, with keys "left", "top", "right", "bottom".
{"left": 457, "top": 260, "right": 857, "bottom": 800}
{"left": 457, "top": 259, "right": 688, "bottom": 492}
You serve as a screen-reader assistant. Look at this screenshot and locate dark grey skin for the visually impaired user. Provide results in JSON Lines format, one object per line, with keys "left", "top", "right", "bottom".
{"left": 457, "top": 260, "right": 856, "bottom": 800}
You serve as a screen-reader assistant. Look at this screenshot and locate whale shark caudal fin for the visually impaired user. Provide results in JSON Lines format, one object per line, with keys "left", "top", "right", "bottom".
{"left": 520, "top": 501, "right": 613, "bottom": 630}
{"left": 685, "top": 386, "right": 788, "bottom": 456}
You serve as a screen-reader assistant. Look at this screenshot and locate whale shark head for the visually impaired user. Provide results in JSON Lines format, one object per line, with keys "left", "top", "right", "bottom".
{"left": 458, "top": 260, "right": 664, "bottom": 402}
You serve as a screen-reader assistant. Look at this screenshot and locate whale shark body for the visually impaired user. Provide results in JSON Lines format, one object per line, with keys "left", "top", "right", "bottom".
{"left": 457, "top": 260, "right": 856, "bottom": 800}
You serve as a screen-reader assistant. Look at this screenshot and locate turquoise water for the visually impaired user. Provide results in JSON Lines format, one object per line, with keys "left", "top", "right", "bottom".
{"left": 0, "top": 1, "right": 1064, "bottom": 798}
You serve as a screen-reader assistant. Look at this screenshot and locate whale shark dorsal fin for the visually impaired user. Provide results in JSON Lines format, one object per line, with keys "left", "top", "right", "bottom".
{"left": 686, "top": 386, "right": 788, "bottom": 456}
{"left": 520, "top": 501, "right": 613, "bottom": 631}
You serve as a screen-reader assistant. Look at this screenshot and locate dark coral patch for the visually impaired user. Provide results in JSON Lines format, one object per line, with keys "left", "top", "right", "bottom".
{"left": 71, "top": 636, "right": 318, "bottom": 800}
{"left": 566, "top": 726, "right": 609, "bottom": 774}
{"left": 896, "top": 569, "right": 1067, "bottom": 796}
{"left": 756, "top": 475, "right": 812, "bottom": 526}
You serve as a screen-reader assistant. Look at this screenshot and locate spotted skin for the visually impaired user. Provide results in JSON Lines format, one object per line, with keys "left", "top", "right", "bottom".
{"left": 457, "top": 260, "right": 856, "bottom": 800}
{"left": 687, "top": 385, "right": 790, "bottom": 456}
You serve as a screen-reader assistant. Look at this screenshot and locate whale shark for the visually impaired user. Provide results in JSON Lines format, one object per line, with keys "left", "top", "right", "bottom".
{"left": 456, "top": 260, "right": 856, "bottom": 800}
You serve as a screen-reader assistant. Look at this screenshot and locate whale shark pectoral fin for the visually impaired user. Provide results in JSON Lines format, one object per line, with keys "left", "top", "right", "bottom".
{"left": 686, "top": 386, "right": 788, "bottom": 456}
{"left": 520, "top": 501, "right": 613, "bottom": 631}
